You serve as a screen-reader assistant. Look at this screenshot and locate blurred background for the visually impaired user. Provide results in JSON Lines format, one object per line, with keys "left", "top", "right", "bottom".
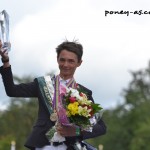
{"left": 0, "top": 0, "right": 150, "bottom": 149}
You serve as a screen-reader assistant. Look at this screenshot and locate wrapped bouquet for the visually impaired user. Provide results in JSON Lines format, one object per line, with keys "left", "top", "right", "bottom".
{"left": 46, "top": 85, "right": 103, "bottom": 143}
{"left": 61, "top": 87, "right": 102, "bottom": 131}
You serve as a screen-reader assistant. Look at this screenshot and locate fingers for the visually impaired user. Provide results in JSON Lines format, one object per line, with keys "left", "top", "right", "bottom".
{"left": 56, "top": 124, "right": 77, "bottom": 137}
{"left": 0, "top": 41, "right": 8, "bottom": 57}
{"left": 56, "top": 125, "right": 64, "bottom": 136}
{"left": 0, "top": 49, "right": 8, "bottom": 57}
{"left": 0, "top": 41, "right": 11, "bottom": 53}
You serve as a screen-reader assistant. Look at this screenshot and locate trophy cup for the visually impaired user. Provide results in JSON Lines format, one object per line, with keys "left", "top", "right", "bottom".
{"left": 0, "top": 10, "right": 10, "bottom": 51}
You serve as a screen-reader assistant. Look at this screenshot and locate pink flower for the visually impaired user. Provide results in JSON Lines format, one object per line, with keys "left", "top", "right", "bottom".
{"left": 69, "top": 97, "right": 76, "bottom": 103}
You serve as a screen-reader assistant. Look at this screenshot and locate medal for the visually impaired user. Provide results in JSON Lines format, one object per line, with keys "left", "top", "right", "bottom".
{"left": 49, "top": 76, "right": 59, "bottom": 122}
{"left": 50, "top": 112, "right": 58, "bottom": 122}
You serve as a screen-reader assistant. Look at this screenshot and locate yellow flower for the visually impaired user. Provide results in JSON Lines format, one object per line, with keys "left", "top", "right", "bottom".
{"left": 67, "top": 102, "right": 79, "bottom": 115}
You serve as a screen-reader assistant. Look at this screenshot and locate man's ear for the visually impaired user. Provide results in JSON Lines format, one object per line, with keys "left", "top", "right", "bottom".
{"left": 77, "top": 60, "right": 82, "bottom": 67}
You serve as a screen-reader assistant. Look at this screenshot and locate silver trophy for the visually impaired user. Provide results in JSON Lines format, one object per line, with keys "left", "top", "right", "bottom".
{"left": 0, "top": 10, "right": 10, "bottom": 51}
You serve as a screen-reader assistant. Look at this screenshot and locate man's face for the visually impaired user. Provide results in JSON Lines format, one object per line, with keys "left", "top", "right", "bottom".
{"left": 57, "top": 49, "right": 82, "bottom": 79}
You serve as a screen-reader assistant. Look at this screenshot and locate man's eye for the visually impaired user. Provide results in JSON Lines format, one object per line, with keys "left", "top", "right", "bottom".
{"left": 68, "top": 60, "right": 74, "bottom": 63}
{"left": 60, "top": 59, "right": 65, "bottom": 62}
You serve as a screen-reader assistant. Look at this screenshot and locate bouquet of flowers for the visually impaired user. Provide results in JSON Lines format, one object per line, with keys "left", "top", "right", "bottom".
{"left": 46, "top": 85, "right": 103, "bottom": 142}
{"left": 61, "top": 87, "right": 103, "bottom": 131}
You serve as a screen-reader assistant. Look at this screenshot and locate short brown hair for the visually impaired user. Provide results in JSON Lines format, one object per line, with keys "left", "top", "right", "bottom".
{"left": 56, "top": 40, "right": 83, "bottom": 62}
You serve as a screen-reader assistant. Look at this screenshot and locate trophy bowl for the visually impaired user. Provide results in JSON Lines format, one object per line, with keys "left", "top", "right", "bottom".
{"left": 0, "top": 10, "right": 10, "bottom": 52}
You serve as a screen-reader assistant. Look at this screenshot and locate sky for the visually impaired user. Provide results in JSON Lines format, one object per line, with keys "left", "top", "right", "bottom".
{"left": 1, "top": 0, "right": 150, "bottom": 110}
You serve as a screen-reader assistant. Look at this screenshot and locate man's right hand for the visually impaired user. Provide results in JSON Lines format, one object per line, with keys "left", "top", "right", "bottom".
{"left": 0, "top": 40, "right": 10, "bottom": 67}
{"left": 0, "top": 40, "right": 9, "bottom": 59}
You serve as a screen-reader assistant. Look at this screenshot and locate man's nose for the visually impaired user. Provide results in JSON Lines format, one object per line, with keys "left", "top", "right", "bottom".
{"left": 63, "top": 61, "right": 69, "bottom": 67}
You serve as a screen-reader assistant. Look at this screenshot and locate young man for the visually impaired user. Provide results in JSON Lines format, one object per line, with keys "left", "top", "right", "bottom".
{"left": 0, "top": 40, "right": 106, "bottom": 150}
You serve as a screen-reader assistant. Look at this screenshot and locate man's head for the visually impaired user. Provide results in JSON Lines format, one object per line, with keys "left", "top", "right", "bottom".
{"left": 56, "top": 40, "right": 83, "bottom": 79}
{"left": 56, "top": 40, "right": 83, "bottom": 62}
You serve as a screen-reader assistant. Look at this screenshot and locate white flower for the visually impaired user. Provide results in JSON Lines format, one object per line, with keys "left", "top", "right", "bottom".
{"left": 78, "top": 99, "right": 92, "bottom": 105}
{"left": 67, "top": 87, "right": 82, "bottom": 100}
{"left": 78, "top": 106, "right": 91, "bottom": 117}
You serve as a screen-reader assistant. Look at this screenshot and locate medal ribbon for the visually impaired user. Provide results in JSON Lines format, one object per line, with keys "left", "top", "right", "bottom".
{"left": 53, "top": 75, "right": 76, "bottom": 117}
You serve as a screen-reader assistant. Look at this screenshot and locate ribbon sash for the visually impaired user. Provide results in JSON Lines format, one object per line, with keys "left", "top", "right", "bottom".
{"left": 37, "top": 76, "right": 54, "bottom": 115}
{"left": 37, "top": 75, "right": 77, "bottom": 122}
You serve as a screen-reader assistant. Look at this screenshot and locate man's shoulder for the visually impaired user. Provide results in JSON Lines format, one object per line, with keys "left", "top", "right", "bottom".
{"left": 35, "top": 75, "right": 54, "bottom": 81}
{"left": 77, "top": 83, "right": 92, "bottom": 93}
{"left": 77, "top": 83, "right": 94, "bottom": 102}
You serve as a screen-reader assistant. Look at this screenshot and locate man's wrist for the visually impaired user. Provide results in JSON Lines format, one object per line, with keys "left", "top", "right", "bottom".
{"left": 1, "top": 57, "right": 9, "bottom": 63}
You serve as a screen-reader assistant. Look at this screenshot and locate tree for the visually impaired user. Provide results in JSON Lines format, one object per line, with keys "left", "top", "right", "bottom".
{"left": 0, "top": 75, "right": 38, "bottom": 150}
{"left": 87, "top": 62, "right": 150, "bottom": 150}
{"left": 123, "top": 62, "right": 150, "bottom": 150}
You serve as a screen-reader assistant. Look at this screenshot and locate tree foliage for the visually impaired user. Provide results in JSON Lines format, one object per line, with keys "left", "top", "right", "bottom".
{"left": 0, "top": 75, "right": 38, "bottom": 150}
{"left": 87, "top": 62, "right": 150, "bottom": 150}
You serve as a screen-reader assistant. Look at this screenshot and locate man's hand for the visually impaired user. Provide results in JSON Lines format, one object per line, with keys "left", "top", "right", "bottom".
{"left": 0, "top": 40, "right": 9, "bottom": 59}
{"left": 56, "top": 123, "right": 79, "bottom": 137}
{"left": 0, "top": 40, "right": 10, "bottom": 67}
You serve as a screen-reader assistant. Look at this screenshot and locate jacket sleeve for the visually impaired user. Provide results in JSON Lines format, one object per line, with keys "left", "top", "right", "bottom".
{"left": 82, "top": 118, "right": 106, "bottom": 140}
{"left": 0, "top": 66, "right": 38, "bottom": 97}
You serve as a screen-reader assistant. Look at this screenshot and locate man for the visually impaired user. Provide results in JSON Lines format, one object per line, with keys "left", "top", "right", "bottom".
{"left": 0, "top": 40, "right": 106, "bottom": 150}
